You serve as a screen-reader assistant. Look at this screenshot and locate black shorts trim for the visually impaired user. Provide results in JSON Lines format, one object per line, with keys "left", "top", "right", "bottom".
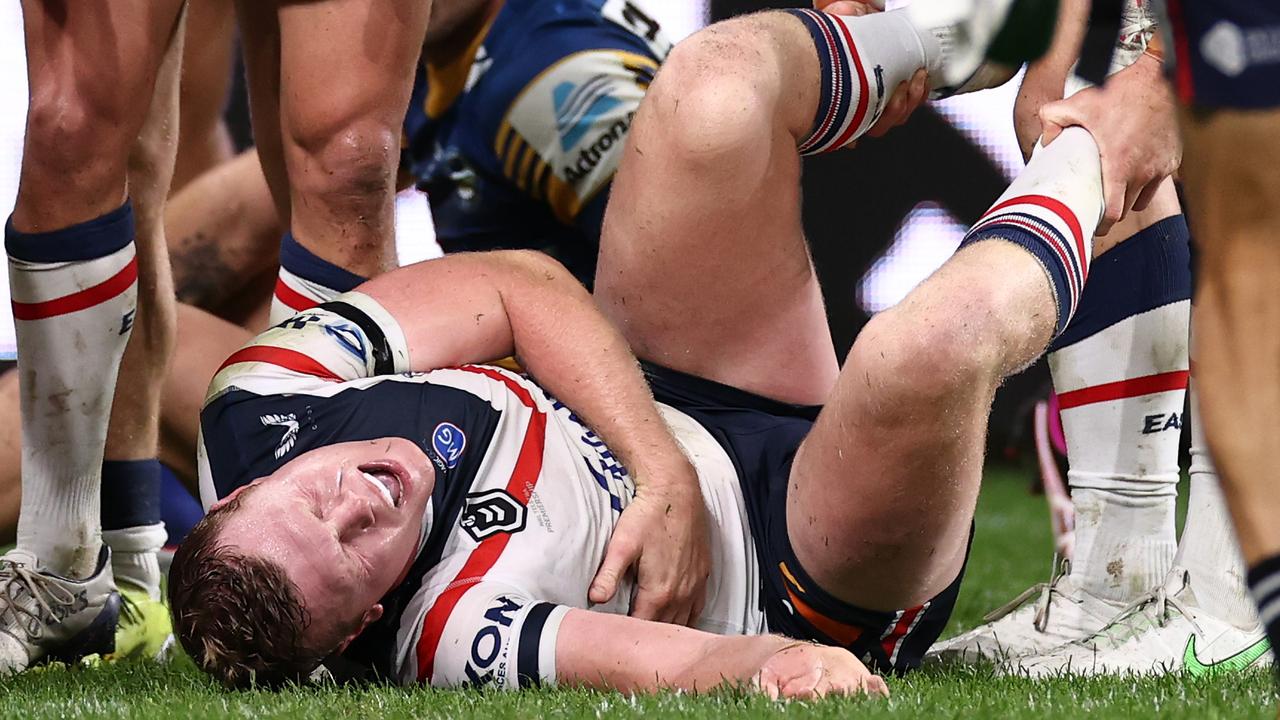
{"left": 641, "top": 362, "right": 967, "bottom": 673}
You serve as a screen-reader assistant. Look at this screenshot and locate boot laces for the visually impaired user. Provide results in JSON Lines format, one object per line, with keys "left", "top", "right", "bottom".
{"left": 0, "top": 557, "right": 83, "bottom": 642}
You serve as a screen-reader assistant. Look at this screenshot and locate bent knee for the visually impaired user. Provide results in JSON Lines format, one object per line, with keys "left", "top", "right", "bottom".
{"left": 847, "top": 304, "right": 1002, "bottom": 416}
{"left": 648, "top": 14, "right": 801, "bottom": 162}
{"left": 285, "top": 118, "right": 399, "bottom": 205}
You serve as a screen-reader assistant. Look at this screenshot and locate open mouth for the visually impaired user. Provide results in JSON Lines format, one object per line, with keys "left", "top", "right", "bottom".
{"left": 358, "top": 461, "right": 406, "bottom": 508}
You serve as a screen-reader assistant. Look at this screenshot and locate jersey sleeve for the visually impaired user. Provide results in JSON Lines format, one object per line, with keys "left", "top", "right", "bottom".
{"left": 484, "top": 28, "right": 661, "bottom": 228}
{"left": 407, "top": 580, "right": 571, "bottom": 690}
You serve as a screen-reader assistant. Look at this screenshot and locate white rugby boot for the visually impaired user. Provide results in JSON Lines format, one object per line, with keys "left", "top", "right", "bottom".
{"left": 927, "top": 558, "right": 1126, "bottom": 664}
{"left": 1008, "top": 567, "right": 1272, "bottom": 678}
{"left": 0, "top": 546, "right": 121, "bottom": 674}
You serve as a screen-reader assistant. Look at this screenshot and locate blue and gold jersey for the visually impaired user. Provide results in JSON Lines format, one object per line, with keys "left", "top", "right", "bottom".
{"left": 404, "top": 0, "right": 669, "bottom": 285}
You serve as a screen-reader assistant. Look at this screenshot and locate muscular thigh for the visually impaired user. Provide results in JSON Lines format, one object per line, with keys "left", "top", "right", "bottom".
{"left": 595, "top": 18, "right": 838, "bottom": 407}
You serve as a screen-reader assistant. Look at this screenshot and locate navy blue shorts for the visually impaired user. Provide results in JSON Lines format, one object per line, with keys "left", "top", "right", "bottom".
{"left": 1169, "top": 0, "right": 1280, "bottom": 109}
{"left": 642, "top": 362, "right": 967, "bottom": 673}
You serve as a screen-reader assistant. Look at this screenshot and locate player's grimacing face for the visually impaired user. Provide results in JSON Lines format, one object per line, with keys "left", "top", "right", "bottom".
{"left": 214, "top": 438, "right": 435, "bottom": 645}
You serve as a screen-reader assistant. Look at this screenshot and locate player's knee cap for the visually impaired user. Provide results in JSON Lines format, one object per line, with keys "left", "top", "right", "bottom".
{"left": 22, "top": 92, "right": 128, "bottom": 188}
{"left": 291, "top": 121, "right": 398, "bottom": 202}
{"left": 653, "top": 22, "right": 775, "bottom": 157}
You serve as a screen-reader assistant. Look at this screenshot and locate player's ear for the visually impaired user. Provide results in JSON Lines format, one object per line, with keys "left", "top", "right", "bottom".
{"left": 335, "top": 604, "right": 384, "bottom": 653}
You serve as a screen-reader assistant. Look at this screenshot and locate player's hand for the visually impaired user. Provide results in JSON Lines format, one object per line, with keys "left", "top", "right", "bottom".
{"left": 1039, "top": 52, "right": 1180, "bottom": 235}
{"left": 589, "top": 465, "right": 711, "bottom": 627}
{"left": 757, "top": 642, "right": 890, "bottom": 700}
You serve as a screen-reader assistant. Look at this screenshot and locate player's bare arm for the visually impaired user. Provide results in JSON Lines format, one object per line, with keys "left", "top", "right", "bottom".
{"left": 554, "top": 610, "right": 887, "bottom": 698}
{"left": 361, "top": 252, "right": 713, "bottom": 624}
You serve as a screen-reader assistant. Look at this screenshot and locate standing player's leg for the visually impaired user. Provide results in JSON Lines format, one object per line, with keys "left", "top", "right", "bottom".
{"left": 1181, "top": 109, "right": 1280, "bottom": 673}
{"left": 2, "top": 0, "right": 185, "bottom": 671}
{"left": 172, "top": 0, "right": 236, "bottom": 194}
{"left": 242, "top": 0, "right": 430, "bottom": 324}
{"left": 99, "top": 10, "right": 186, "bottom": 660}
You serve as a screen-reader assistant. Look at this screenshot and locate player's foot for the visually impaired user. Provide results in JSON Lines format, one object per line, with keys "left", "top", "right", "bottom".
{"left": 906, "top": 0, "right": 1058, "bottom": 97}
{"left": 1007, "top": 567, "right": 1272, "bottom": 677}
{"left": 0, "top": 546, "right": 121, "bottom": 674}
{"left": 107, "top": 583, "right": 175, "bottom": 662}
{"left": 927, "top": 558, "right": 1125, "bottom": 664}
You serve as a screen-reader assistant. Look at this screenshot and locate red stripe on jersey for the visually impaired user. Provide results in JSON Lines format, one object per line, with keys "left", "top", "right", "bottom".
{"left": 828, "top": 16, "right": 870, "bottom": 151}
{"left": 11, "top": 256, "right": 138, "bottom": 321}
{"left": 274, "top": 276, "right": 319, "bottom": 313}
{"left": 1057, "top": 370, "right": 1190, "bottom": 410}
{"left": 989, "top": 194, "right": 1088, "bottom": 280}
{"left": 415, "top": 365, "right": 547, "bottom": 683}
{"left": 215, "top": 345, "right": 344, "bottom": 382}
{"left": 879, "top": 605, "right": 922, "bottom": 660}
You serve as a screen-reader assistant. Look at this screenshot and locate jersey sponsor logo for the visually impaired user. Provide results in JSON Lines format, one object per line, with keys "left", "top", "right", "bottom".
{"left": 550, "top": 399, "right": 632, "bottom": 511}
{"left": 464, "top": 595, "right": 524, "bottom": 687}
{"left": 323, "top": 320, "right": 368, "bottom": 365}
{"left": 460, "top": 489, "right": 527, "bottom": 541}
{"left": 562, "top": 110, "right": 634, "bottom": 185}
{"left": 432, "top": 422, "right": 467, "bottom": 469}
{"left": 554, "top": 74, "right": 624, "bottom": 151}
{"left": 260, "top": 413, "right": 300, "bottom": 459}
{"left": 1141, "top": 411, "right": 1182, "bottom": 434}
{"left": 1183, "top": 634, "right": 1270, "bottom": 676}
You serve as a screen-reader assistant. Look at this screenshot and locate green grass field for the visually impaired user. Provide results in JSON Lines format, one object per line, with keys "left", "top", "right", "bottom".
{"left": 2, "top": 467, "right": 1274, "bottom": 719}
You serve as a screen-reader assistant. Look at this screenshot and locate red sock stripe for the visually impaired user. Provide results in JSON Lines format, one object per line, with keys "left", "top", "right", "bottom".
{"left": 972, "top": 214, "right": 1081, "bottom": 302}
{"left": 416, "top": 366, "right": 547, "bottom": 683}
{"left": 988, "top": 194, "right": 1088, "bottom": 281}
{"left": 827, "top": 15, "right": 871, "bottom": 151}
{"left": 1057, "top": 370, "right": 1190, "bottom": 410}
{"left": 274, "top": 276, "right": 318, "bottom": 313}
{"left": 799, "top": 10, "right": 846, "bottom": 153}
{"left": 215, "top": 345, "right": 343, "bottom": 382}
{"left": 11, "top": 256, "right": 138, "bottom": 321}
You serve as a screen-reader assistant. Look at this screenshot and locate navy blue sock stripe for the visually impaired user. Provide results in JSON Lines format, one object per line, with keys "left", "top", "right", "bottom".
{"left": 5, "top": 202, "right": 135, "bottom": 264}
{"left": 1050, "top": 214, "right": 1192, "bottom": 352}
{"left": 961, "top": 223, "right": 1073, "bottom": 336}
{"left": 101, "top": 459, "right": 162, "bottom": 531}
{"left": 1248, "top": 554, "right": 1280, "bottom": 677}
{"left": 279, "top": 233, "right": 366, "bottom": 293}
{"left": 787, "top": 9, "right": 851, "bottom": 155}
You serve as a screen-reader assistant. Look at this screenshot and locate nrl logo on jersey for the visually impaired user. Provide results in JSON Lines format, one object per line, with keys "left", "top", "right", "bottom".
{"left": 460, "top": 489, "right": 527, "bottom": 542}
{"left": 261, "top": 413, "right": 300, "bottom": 459}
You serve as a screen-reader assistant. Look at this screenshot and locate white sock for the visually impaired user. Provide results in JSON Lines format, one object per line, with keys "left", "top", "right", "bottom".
{"left": 1049, "top": 220, "right": 1192, "bottom": 604}
{"left": 6, "top": 203, "right": 138, "bottom": 578}
{"left": 787, "top": 9, "right": 932, "bottom": 155}
{"left": 103, "top": 523, "right": 166, "bottom": 601}
{"left": 268, "top": 232, "right": 366, "bottom": 325}
{"left": 1175, "top": 382, "right": 1259, "bottom": 626}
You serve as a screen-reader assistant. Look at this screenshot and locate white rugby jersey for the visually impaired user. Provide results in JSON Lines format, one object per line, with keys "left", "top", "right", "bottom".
{"left": 197, "top": 293, "right": 763, "bottom": 688}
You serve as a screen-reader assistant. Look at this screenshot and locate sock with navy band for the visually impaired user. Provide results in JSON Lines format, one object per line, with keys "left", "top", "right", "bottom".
{"left": 786, "top": 8, "right": 935, "bottom": 155}
{"left": 101, "top": 459, "right": 165, "bottom": 600}
{"left": 6, "top": 202, "right": 138, "bottom": 579}
{"left": 1247, "top": 555, "right": 1280, "bottom": 671}
{"left": 1047, "top": 217, "right": 1191, "bottom": 602}
{"left": 959, "top": 127, "right": 1104, "bottom": 337}
{"left": 269, "top": 232, "right": 367, "bottom": 325}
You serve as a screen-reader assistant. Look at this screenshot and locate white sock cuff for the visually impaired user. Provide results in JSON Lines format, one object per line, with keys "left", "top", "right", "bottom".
{"left": 103, "top": 523, "right": 167, "bottom": 554}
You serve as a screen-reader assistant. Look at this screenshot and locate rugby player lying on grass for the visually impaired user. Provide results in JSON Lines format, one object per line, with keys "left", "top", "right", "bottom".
{"left": 171, "top": 3, "right": 1108, "bottom": 696}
